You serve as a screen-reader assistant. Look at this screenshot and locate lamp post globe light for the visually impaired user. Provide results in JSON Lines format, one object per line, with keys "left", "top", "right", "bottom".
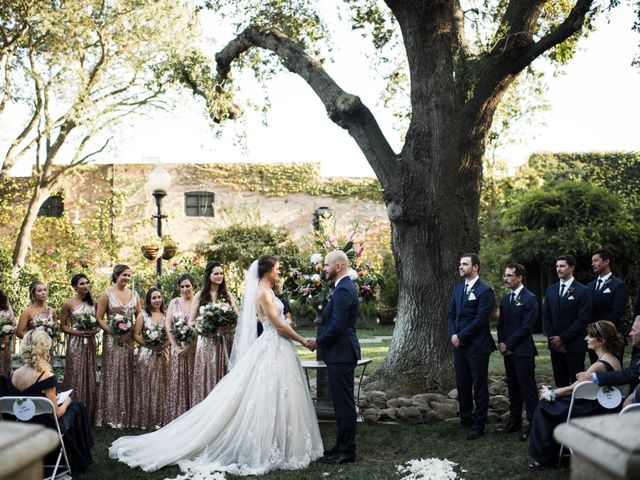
{"left": 148, "top": 163, "right": 171, "bottom": 285}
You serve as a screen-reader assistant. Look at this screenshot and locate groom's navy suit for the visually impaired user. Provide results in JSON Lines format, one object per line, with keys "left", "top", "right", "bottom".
{"left": 447, "top": 278, "right": 496, "bottom": 431}
{"left": 317, "top": 275, "right": 360, "bottom": 456}
{"left": 542, "top": 279, "right": 591, "bottom": 387}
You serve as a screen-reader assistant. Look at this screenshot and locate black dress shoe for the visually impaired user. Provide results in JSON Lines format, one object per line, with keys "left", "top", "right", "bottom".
{"left": 323, "top": 446, "right": 338, "bottom": 457}
{"left": 495, "top": 422, "right": 522, "bottom": 433}
{"left": 320, "top": 453, "right": 356, "bottom": 464}
{"left": 466, "top": 429, "right": 485, "bottom": 440}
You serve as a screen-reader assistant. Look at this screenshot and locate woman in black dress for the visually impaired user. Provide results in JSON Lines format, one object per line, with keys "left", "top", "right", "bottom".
{"left": 6, "top": 330, "right": 93, "bottom": 475}
{"left": 528, "top": 320, "right": 624, "bottom": 469}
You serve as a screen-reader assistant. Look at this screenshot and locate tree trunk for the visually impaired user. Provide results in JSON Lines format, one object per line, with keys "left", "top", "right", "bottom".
{"left": 12, "top": 184, "right": 49, "bottom": 275}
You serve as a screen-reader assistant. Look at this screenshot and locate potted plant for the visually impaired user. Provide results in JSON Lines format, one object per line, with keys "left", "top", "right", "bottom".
{"left": 141, "top": 235, "right": 161, "bottom": 261}
{"left": 161, "top": 235, "right": 178, "bottom": 260}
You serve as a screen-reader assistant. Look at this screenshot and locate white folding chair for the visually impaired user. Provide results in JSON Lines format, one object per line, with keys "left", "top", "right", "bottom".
{"left": 620, "top": 403, "right": 640, "bottom": 415}
{"left": 0, "top": 396, "right": 72, "bottom": 479}
{"left": 558, "top": 381, "right": 627, "bottom": 462}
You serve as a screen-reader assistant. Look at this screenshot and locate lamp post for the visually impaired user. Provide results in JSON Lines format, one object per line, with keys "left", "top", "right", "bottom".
{"left": 148, "top": 164, "right": 171, "bottom": 286}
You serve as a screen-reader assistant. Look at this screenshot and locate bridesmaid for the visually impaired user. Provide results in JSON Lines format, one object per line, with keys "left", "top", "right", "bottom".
{"left": 17, "top": 281, "right": 56, "bottom": 359}
{"left": 60, "top": 274, "right": 99, "bottom": 421}
{"left": 133, "top": 288, "right": 169, "bottom": 430}
{"left": 164, "top": 273, "right": 197, "bottom": 422}
{"left": 94, "top": 265, "right": 141, "bottom": 428}
{"left": 188, "top": 261, "right": 236, "bottom": 407}
{"left": 0, "top": 288, "right": 16, "bottom": 377}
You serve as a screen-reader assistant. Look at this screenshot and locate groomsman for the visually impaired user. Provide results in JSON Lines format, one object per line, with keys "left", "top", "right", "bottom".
{"left": 542, "top": 254, "right": 592, "bottom": 388}
{"left": 586, "top": 249, "right": 628, "bottom": 364}
{"left": 447, "top": 253, "right": 496, "bottom": 440}
{"left": 495, "top": 263, "right": 538, "bottom": 442}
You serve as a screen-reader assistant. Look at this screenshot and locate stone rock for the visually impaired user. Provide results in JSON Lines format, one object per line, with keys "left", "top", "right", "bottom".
{"left": 414, "top": 393, "right": 448, "bottom": 405}
{"left": 427, "top": 410, "right": 449, "bottom": 423}
{"left": 430, "top": 402, "right": 458, "bottom": 419}
{"left": 368, "top": 391, "right": 388, "bottom": 409}
{"left": 489, "top": 395, "right": 510, "bottom": 413}
{"left": 487, "top": 411, "right": 501, "bottom": 424}
{"left": 362, "top": 407, "right": 381, "bottom": 417}
{"left": 397, "top": 397, "right": 415, "bottom": 408}
{"left": 386, "top": 398, "right": 402, "bottom": 408}
{"left": 448, "top": 388, "right": 458, "bottom": 400}
{"left": 444, "top": 417, "right": 461, "bottom": 425}
{"left": 489, "top": 380, "right": 507, "bottom": 396}
{"left": 364, "top": 414, "right": 380, "bottom": 423}
{"left": 380, "top": 408, "right": 397, "bottom": 420}
{"left": 411, "top": 397, "right": 431, "bottom": 410}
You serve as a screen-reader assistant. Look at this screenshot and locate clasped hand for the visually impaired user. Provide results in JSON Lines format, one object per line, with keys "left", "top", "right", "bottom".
{"left": 303, "top": 338, "right": 317, "bottom": 351}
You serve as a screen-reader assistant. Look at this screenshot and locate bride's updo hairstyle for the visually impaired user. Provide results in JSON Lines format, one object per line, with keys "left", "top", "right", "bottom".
{"left": 20, "top": 330, "right": 52, "bottom": 372}
{"left": 258, "top": 255, "right": 278, "bottom": 279}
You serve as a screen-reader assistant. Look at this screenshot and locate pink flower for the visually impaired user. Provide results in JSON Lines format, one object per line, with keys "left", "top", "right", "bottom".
{"left": 356, "top": 245, "right": 365, "bottom": 258}
{"left": 50, "top": 262, "right": 58, "bottom": 269}
{"left": 118, "top": 322, "right": 128, "bottom": 331}
{"left": 89, "top": 239, "right": 100, "bottom": 247}
{"left": 47, "top": 248, "right": 54, "bottom": 255}
{"left": 172, "top": 259, "right": 181, "bottom": 267}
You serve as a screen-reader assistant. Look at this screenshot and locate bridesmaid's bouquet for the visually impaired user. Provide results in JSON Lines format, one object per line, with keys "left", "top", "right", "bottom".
{"left": 109, "top": 311, "right": 135, "bottom": 335}
{"left": 74, "top": 313, "right": 98, "bottom": 332}
{"left": 0, "top": 313, "right": 15, "bottom": 352}
{"left": 143, "top": 323, "right": 167, "bottom": 349}
{"left": 171, "top": 317, "right": 194, "bottom": 344}
{"left": 33, "top": 316, "right": 56, "bottom": 338}
{"left": 194, "top": 301, "right": 237, "bottom": 337}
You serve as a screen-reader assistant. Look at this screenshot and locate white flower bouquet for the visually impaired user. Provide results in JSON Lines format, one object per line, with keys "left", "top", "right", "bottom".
{"left": 171, "top": 317, "right": 194, "bottom": 343}
{"left": 143, "top": 322, "right": 167, "bottom": 349}
{"left": 195, "top": 301, "right": 237, "bottom": 337}
{"left": 109, "top": 311, "right": 135, "bottom": 335}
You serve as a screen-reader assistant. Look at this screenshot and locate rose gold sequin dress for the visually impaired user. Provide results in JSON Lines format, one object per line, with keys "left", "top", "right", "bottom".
{"left": 94, "top": 290, "right": 137, "bottom": 428}
{"left": 165, "top": 298, "right": 195, "bottom": 423}
{"left": 62, "top": 302, "right": 98, "bottom": 422}
{"left": 0, "top": 305, "right": 15, "bottom": 377}
{"left": 134, "top": 312, "right": 169, "bottom": 430}
{"left": 28, "top": 306, "right": 56, "bottom": 357}
{"left": 191, "top": 302, "right": 234, "bottom": 407}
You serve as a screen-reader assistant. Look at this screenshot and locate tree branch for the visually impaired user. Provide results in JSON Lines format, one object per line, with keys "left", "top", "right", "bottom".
{"left": 47, "top": 136, "right": 112, "bottom": 186}
{"left": 212, "top": 26, "right": 398, "bottom": 191}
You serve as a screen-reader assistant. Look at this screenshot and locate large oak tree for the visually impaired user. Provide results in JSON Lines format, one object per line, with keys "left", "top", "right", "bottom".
{"left": 175, "top": 0, "right": 609, "bottom": 392}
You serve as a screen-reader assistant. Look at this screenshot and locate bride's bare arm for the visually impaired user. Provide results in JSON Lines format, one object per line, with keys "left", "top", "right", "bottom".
{"left": 257, "top": 289, "right": 306, "bottom": 345}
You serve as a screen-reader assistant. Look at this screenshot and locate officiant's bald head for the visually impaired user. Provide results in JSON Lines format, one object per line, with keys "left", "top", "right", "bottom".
{"left": 324, "top": 250, "right": 349, "bottom": 282}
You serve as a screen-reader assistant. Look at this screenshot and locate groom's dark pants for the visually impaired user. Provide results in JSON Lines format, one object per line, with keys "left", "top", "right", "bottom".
{"left": 453, "top": 348, "right": 490, "bottom": 430}
{"left": 326, "top": 362, "right": 357, "bottom": 455}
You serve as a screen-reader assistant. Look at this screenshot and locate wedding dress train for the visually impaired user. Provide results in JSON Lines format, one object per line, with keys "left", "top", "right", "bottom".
{"left": 109, "top": 292, "right": 323, "bottom": 476}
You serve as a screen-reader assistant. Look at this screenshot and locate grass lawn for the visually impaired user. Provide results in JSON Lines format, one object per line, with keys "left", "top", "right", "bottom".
{"left": 84, "top": 422, "right": 569, "bottom": 479}
{"left": 78, "top": 326, "right": 629, "bottom": 479}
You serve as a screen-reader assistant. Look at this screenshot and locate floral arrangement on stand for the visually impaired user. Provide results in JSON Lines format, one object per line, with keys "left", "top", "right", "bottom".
{"left": 286, "top": 228, "right": 382, "bottom": 313}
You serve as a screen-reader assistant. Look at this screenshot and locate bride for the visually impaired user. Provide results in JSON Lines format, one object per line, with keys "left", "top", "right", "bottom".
{"left": 109, "top": 256, "right": 324, "bottom": 475}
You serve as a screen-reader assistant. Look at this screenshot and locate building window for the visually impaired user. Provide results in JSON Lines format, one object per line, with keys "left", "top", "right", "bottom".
{"left": 313, "top": 206, "right": 334, "bottom": 231}
{"left": 184, "top": 191, "right": 214, "bottom": 217}
{"left": 38, "top": 195, "right": 64, "bottom": 218}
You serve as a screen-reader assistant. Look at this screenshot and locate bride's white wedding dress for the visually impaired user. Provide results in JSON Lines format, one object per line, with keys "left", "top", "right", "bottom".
{"left": 109, "top": 289, "right": 323, "bottom": 476}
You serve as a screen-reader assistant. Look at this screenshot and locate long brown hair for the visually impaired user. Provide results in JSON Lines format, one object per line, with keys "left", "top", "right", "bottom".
{"left": 199, "top": 261, "right": 228, "bottom": 307}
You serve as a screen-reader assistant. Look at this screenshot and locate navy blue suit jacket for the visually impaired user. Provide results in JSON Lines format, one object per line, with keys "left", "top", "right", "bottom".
{"left": 497, "top": 288, "right": 538, "bottom": 357}
{"left": 542, "top": 280, "right": 592, "bottom": 353}
{"left": 586, "top": 275, "right": 628, "bottom": 333}
{"left": 447, "top": 279, "right": 496, "bottom": 354}
{"left": 317, "top": 277, "right": 361, "bottom": 364}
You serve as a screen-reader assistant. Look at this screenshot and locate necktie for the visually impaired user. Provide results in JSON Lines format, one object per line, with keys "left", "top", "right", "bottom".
{"left": 596, "top": 279, "right": 603, "bottom": 291}
{"left": 464, "top": 284, "right": 469, "bottom": 296}
{"left": 510, "top": 292, "right": 516, "bottom": 304}
{"left": 560, "top": 283, "right": 566, "bottom": 297}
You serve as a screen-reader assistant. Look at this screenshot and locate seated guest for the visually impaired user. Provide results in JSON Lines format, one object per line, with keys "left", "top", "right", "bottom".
{"left": 4, "top": 330, "right": 93, "bottom": 475}
{"left": 528, "top": 320, "right": 624, "bottom": 469}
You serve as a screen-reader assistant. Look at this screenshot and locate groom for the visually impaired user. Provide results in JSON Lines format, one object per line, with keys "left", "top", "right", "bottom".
{"left": 309, "top": 250, "right": 361, "bottom": 464}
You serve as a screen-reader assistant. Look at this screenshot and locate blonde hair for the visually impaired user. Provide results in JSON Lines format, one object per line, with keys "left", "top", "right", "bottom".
{"left": 20, "top": 330, "right": 52, "bottom": 372}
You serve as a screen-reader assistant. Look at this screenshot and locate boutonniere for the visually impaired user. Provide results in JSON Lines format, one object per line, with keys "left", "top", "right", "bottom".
{"left": 603, "top": 278, "right": 612, "bottom": 287}
{"left": 567, "top": 286, "right": 575, "bottom": 296}
{"left": 514, "top": 294, "right": 523, "bottom": 306}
